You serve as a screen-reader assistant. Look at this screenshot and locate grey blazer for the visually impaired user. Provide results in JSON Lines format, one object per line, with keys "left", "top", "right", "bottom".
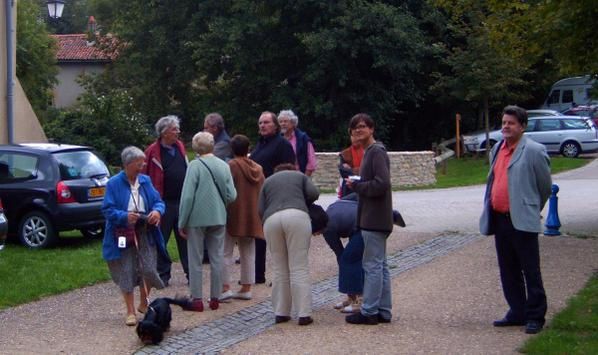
{"left": 479, "top": 136, "right": 552, "bottom": 235}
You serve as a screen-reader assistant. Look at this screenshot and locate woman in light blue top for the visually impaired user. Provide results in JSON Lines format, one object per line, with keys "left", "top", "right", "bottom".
{"left": 179, "top": 132, "right": 237, "bottom": 312}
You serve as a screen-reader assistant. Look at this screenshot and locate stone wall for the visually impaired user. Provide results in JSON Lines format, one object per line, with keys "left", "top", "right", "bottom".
{"left": 311, "top": 151, "right": 436, "bottom": 191}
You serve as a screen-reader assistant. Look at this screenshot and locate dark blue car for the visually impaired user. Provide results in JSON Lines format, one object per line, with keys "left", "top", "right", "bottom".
{"left": 0, "top": 143, "right": 110, "bottom": 248}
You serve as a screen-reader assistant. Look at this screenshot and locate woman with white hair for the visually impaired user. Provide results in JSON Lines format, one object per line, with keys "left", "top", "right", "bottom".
{"left": 102, "top": 146, "right": 166, "bottom": 326}
{"left": 277, "top": 109, "right": 318, "bottom": 176}
{"left": 178, "top": 132, "right": 237, "bottom": 312}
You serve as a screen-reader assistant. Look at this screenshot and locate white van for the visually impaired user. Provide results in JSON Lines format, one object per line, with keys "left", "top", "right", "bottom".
{"left": 541, "top": 75, "right": 596, "bottom": 112}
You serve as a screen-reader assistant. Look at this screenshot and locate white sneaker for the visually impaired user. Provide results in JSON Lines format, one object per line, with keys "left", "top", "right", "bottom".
{"left": 233, "top": 291, "right": 252, "bottom": 300}
{"left": 341, "top": 298, "right": 362, "bottom": 313}
{"left": 334, "top": 297, "right": 352, "bottom": 310}
{"left": 219, "top": 290, "right": 234, "bottom": 302}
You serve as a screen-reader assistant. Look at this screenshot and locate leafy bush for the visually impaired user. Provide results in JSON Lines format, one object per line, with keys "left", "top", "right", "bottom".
{"left": 44, "top": 81, "right": 152, "bottom": 165}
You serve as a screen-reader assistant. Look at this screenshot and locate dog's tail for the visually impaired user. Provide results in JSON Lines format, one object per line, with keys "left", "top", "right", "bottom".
{"left": 161, "top": 296, "right": 193, "bottom": 310}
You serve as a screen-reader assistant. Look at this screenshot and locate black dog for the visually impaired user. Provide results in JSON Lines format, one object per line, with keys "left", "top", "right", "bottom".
{"left": 136, "top": 297, "right": 192, "bottom": 345}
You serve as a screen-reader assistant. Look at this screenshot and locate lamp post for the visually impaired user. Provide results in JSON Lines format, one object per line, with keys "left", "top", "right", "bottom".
{"left": 46, "top": 0, "right": 65, "bottom": 19}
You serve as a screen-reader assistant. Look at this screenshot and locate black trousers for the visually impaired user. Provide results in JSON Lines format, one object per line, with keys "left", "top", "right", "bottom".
{"left": 255, "top": 238, "right": 267, "bottom": 283}
{"left": 494, "top": 212, "right": 547, "bottom": 324}
{"left": 157, "top": 200, "right": 189, "bottom": 283}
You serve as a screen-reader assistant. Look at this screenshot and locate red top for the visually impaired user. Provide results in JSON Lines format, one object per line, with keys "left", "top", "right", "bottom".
{"left": 491, "top": 142, "right": 516, "bottom": 213}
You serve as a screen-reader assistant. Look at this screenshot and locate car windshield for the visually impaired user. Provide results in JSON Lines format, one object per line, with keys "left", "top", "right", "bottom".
{"left": 53, "top": 150, "right": 109, "bottom": 180}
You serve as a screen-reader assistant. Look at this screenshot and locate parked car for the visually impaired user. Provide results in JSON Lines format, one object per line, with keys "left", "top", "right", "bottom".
{"left": 462, "top": 116, "right": 598, "bottom": 158}
{"left": 0, "top": 143, "right": 110, "bottom": 248}
{"left": 0, "top": 198, "right": 7, "bottom": 250}
{"left": 527, "top": 109, "right": 561, "bottom": 117}
{"left": 462, "top": 128, "right": 503, "bottom": 153}
{"left": 525, "top": 116, "right": 598, "bottom": 158}
{"left": 561, "top": 105, "right": 598, "bottom": 126}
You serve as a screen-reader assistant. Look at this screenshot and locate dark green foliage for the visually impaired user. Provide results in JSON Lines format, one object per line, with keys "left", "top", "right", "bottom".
{"left": 43, "top": 77, "right": 152, "bottom": 165}
{"left": 16, "top": 0, "right": 59, "bottom": 121}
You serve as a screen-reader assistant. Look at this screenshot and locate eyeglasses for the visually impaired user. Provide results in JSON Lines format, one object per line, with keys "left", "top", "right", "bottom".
{"left": 352, "top": 124, "right": 368, "bottom": 130}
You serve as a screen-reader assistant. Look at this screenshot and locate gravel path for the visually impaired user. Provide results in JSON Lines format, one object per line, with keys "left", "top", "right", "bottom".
{"left": 0, "top": 159, "right": 596, "bottom": 354}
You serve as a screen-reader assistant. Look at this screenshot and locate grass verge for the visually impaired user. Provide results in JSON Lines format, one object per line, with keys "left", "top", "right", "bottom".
{"left": 521, "top": 273, "right": 598, "bottom": 354}
{"left": 431, "top": 155, "right": 591, "bottom": 189}
{"left": 0, "top": 233, "right": 180, "bottom": 310}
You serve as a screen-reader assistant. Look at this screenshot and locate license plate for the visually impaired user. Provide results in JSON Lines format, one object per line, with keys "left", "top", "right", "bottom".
{"left": 88, "top": 187, "right": 105, "bottom": 198}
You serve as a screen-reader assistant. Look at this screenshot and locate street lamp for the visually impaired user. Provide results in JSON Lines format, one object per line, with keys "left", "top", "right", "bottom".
{"left": 46, "top": 0, "right": 65, "bottom": 19}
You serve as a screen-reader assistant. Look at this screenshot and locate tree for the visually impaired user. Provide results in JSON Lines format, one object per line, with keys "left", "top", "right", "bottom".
{"left": 16, "top": 0, "right": 58, "bottom": 121}
{"left": 44, "top": 78, "right": 152, "bottom": 165}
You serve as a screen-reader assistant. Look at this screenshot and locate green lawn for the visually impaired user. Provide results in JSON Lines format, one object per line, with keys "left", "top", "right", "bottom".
{"left": 432, "top": 155, "right": 591, "bottom": 189}
{"left": 0, "top": 233, "right": 180, "bottom": 310}
{"left": 521, "top": 274, "right": 598, "bottom": 354}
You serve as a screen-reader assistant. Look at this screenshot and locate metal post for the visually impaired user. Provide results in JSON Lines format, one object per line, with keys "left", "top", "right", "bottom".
{"left": 544, "top": 184, "right": 561, "bottom": 236}
{"left": 5, "top": 0, "right": 16, "bottom": 144}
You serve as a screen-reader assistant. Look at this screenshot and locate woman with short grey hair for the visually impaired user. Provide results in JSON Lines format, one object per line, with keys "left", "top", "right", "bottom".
{"left": 179, "top": 132, "right": 237, "bottom": 312}
{"left": 102, "top": 146, "right": 167, "bottom": 326}
{"left": 154, "top": 115, "right": 180, "bottom": 137}
{"left": 192, "top": 131, "right": 215, "bottom": 155}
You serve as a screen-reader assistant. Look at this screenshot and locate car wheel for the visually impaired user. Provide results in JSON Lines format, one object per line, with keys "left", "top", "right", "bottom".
{"left": 561, "top": 141, "right": 580, "bottom": 158}
{"left": 80, "top": 226, "right": 104, "bottom": 239}
{"left": 18, "top": 211, "right": 56, "bottom": 248}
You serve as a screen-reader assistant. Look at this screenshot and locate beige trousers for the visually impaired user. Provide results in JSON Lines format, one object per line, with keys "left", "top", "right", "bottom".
{"left": 222, "top": 234, "right": 256, "bottom": 285}
{"left": 264, "top": 208, "right": 312, "bottom": 317}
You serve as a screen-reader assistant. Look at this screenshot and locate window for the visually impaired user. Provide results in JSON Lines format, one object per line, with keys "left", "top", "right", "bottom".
{"left": 562, "top": 90, "right": 574, "bottom": 103}
{"left": 525, "top": 120, "right": 537, "bottom": 132}
{"left": 536, "top": 120, "right": 560, "bottom": 132}
{"left": 547, "top": 90, "right": 560, "bottom": 104}
{"left": 0, "top": 153, "right": 39, "bottom": 182}
{"left": 53, "top": 151, "right": 109, "bottom": 181}
{"left": 561, "top": 119, "right": 589, "bottom": 130}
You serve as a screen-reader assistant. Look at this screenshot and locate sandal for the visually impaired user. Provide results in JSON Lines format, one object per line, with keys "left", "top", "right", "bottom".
{"left": 125, "top": 314, "right": 137, "bottom": 326}
{"left": 137, "top": 304, "right": 148, "bottom": 314}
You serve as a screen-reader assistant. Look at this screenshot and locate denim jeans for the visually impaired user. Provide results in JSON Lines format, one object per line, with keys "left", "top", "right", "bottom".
{"left": 361, "top": 230, "right": 392, "bottom": 318}
{"left": 338, "top": 231, "right": 364, "bottom": 295}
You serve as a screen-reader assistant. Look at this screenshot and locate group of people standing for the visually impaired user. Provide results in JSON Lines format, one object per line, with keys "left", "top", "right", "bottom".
{"left": 101, "top": 104, "right": 550, "bottom": 336}
{"left": 101, "top": 109, "right": 329, "bottom": 326}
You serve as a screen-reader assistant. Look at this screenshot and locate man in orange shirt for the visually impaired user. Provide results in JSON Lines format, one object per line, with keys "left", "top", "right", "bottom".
{"left": 480, "top": 105, "right": 552, "bottom": 334}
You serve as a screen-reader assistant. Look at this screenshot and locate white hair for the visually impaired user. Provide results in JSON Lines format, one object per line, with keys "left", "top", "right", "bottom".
{"left": 155, "top": 115, "right": 180, "bottom": 137}
{"left": 277, "top": 109, "right": 299, "bottom": 127}
{"left": 121, "top": 146, "right": 145, "bottom": 166}
{"left": 192, "top": 131, "right": 214, "bottom": 155}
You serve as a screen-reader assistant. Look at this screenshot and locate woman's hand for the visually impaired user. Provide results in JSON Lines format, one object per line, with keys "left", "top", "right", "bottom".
{"left": 147, "top": 210, "right": 161, "bottom": 226}
{"left": 127, "top": 212, "right": 140, "bottom": 225}
{"left": 178, "top": 228, "right": 188, "bottom": 240}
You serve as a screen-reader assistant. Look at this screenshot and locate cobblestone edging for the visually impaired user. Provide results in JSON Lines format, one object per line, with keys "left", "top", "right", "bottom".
{"left": 136, "top": 233, "right": 483, "bottom": 355}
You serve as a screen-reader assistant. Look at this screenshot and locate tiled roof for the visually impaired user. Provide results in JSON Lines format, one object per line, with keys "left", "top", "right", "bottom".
{"left": 52, "top": 34, "right": 116, "bottom": 62}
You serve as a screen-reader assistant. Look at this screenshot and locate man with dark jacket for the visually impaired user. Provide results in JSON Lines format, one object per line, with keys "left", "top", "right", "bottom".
{"left": 144, "top": 115, "right": 189, "bottom": 285}
{"left": 344, "top": 113, "right": 393, "bottom": 325}
{"left": 250, "top": 111, "right": 296, "bottom": 283}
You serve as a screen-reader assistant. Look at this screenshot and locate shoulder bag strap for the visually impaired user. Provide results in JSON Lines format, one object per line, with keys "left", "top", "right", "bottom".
{"left": 198, "top": 158, "right": 227, "bottom": 207}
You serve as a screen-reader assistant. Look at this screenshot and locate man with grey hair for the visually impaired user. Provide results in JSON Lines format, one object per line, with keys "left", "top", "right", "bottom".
{"left": 278, "top": 109, "right": 317, "bottom": 176}
{"left": 144, "top": 115, "right": 189, "bottom": 286}
{"left": 204, "top": 112, "right": 233, "bottom": 161}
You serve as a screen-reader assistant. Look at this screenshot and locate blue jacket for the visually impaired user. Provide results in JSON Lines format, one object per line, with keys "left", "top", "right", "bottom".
{"left": 479, "top": 136, "right": 552, "bottom": 234}
{"left": 293, "top": 128, "right": 312, "bottom": 174}
{"left": 101, "top": 171, "right": 166, "bottom": 261}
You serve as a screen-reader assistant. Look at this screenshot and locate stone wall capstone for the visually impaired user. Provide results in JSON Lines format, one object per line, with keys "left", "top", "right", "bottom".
{"left": 311, "top": 151, "right": 436, "bottom": 191}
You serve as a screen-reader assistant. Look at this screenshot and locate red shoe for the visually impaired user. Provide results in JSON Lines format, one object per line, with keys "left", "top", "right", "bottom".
{"left": 184, "top": 298, "right": 204, "bottom": 312}
{"left": 209, "top": 298, "right": 219, "bottom": 310}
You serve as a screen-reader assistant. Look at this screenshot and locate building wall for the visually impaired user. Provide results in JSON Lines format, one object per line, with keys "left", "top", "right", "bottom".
{"left": 311, "top": 151, "right": 436, "bottom": 191}
{"left": 53, "top": 63, "right": 106, "bottom": 108}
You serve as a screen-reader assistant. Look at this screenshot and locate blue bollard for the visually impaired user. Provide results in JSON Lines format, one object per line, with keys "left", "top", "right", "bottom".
{"left": 544, "top": 184, "right": 561, "bottom": 236}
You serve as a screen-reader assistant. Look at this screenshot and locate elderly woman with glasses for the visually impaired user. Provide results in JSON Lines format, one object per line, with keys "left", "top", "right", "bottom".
{"left": 102, "top": 146, "right": 167, "bottom": 326}
{"left": 178, "top": 132, "right": 237, "bottom": 312}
